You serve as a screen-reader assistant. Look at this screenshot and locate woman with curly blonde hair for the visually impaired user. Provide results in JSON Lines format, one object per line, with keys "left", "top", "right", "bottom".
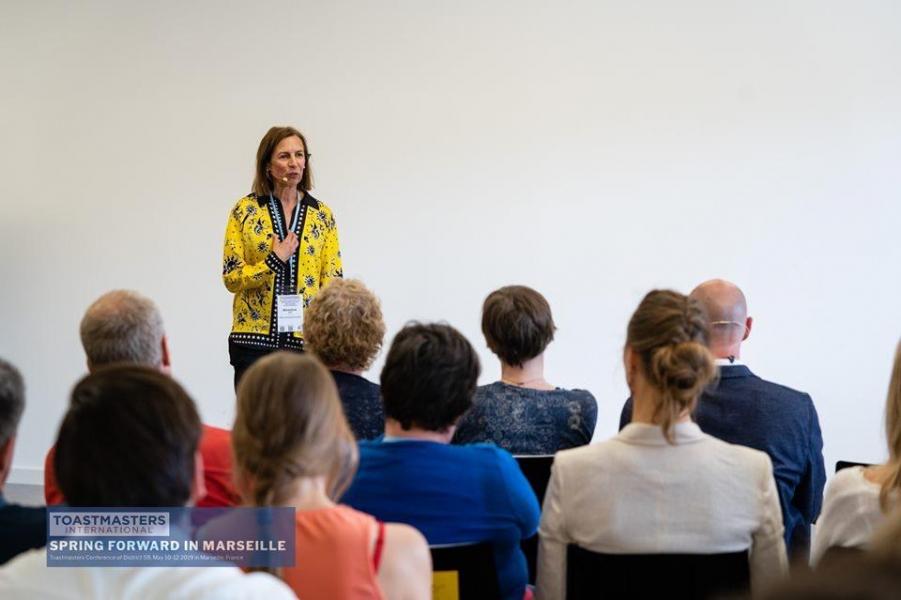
{"left": 303, "top": 279, "right": 386, "bottom": 439}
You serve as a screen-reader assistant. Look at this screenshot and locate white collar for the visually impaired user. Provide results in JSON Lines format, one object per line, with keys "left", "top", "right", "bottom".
{"left": 616, "top": 422, "right": 707, "bottom": 446}
{"left": 715, "top": 357, "right": 743, "bottom": 367}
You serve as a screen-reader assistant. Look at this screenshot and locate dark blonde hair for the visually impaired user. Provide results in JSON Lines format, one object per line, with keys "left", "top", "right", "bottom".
{"left": 251, "top": 126, "right": 314, "bottom": 197}
{"left": 626, "top": 290, "right": 717, "bottom": 443}
{"left": 482, "top": 285, "right": 556, "bottom": 367}
{"left": 303, "top": 279, "right": 385, "bottom": 372}
{"left": 880, "top": 340, "right": 901, "bottom": 511}
{"left": 232, "top": 352, "right": 356, "bottom": 508}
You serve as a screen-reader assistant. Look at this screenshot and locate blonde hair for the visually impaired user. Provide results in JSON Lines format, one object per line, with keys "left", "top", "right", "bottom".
{"left": 626, "top": 290, "right": 717, "bottom": 443}
{"left": 303, "top": 279, "right": 385, "bottom": 372}
{"left": 232, "top": 352, "right": 357, "bottom": 508}
{"left": 880, "top": 340, "right": 901, "bottom": 511}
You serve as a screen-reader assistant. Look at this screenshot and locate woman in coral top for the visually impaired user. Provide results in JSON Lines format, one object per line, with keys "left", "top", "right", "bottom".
{"left": 232, "top": 352, "right": 431, "bottom": 600}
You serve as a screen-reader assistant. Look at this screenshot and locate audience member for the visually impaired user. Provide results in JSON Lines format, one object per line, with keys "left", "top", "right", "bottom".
{"left": 619, "top": 279, "right": 825, "bottom": 558}
{"left": 811, "top": 339, "right": 901, "bottom": 563}
{"left": 453, "top": 285, "right": 597, "bottom": 454}
{"left": 342, "top": 323, "right": 540, "bottom": 600}
{"left": 233, "top": 351, "right": 430, "bottom": 599}
{"left": 756, "top": 506, "right": 901, "bottom": 599}
{"left": 0, "top": 359, "right": 45, "bottom": 565}
{"left": 538, "top": 290, "right": 787, "bottom": 599}
{"left": 43, "top": 290, "right": 238, "bottom": 508}
{"left": 303, "top": 279, "right": 386, "bottom": 440}
{"left": 0, "top": 366, "right": 294, "bottom": 599}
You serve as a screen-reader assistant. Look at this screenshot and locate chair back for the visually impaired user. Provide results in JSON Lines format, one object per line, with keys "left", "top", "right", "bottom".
{"left": 566, "top": 545, "right": 750, "bottom": 600}
{"left": 836, "top": 460, "right": 874, "bottom": 473}
{"left": 515, "top": 454, "right": 555, "bottom": 503}
{"left": 515, "top": 454, "right": 554, "bottom": 585}
{"left": 431, "top": 542, "right": 500, "bottom": 600}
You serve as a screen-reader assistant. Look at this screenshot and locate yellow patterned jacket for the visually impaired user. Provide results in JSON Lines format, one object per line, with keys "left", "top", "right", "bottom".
{"left": 223, "top": 192, "right": 342, "bottom": 350}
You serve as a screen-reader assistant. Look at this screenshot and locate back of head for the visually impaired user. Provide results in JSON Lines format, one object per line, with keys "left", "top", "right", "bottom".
{"left": 381, "top": 322, "right": 480, "bottom": 432}
{"left": 233, "top": 352, "right": 357, "bottom": 506}
{"left": 626, "top": 290, "right": 716, "bottom": 442}
{"left": 880, "top": 340, "right": 901, "bottom": 510}
{"left": 80, "top": 290, "right": 164, "bottom": 368}
{"left": 303, "top": 279, "right": 386, "bottom": 372}
{"left": 689, "top": 279, "right": 748, "bottom": 349}
{"left": 481, "top": 285, "right": 556, "bottom": 367}
{"left": 55, "top": 365, "right": 201, "bottom": 506}
{"left": 0, "top": 358, "right": 25, "bottom": 450}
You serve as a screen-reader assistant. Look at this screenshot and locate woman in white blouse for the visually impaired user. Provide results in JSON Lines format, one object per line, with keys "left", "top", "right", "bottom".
{"left": 535, "top": 290, "right": 787, "bottom": 600}
{"left": 811, "top": 340, "right": 901, "bottom": 564}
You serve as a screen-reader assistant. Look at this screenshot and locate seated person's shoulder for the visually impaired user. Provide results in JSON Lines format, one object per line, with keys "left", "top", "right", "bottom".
{"left": 452, "top": 441, "right": 513, "bottom": 459}
{"left": 707, "top": 435, "right": 774, "bottom": 471}
{"left": 0, "top": 549, "right": 46, "bottom": 589}
{"left": 566, "top": 387, "right": 598, "bottom": 407}
{"left": 551, "top": 437, "right": 608, "bottom": 467}
{"left": 159, "top": 565, "right": 297, "bottom": 600}
{"left": 748, "top": 375, "right": 813, "bottom": 404}
{"left": 201, "top": 424, "right": 231, "bottom": 441}
{"left": 826, "top": 466, "right": 871, "bottom": 495}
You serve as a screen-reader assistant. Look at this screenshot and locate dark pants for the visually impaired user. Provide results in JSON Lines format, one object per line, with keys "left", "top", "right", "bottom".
{"left": 229, "top": 341, "right": 302, "bottom": 390}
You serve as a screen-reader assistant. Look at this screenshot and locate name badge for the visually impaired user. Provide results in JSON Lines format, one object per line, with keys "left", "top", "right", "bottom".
{"left": 277, "top": 295, "right": 303, "bottom": 333}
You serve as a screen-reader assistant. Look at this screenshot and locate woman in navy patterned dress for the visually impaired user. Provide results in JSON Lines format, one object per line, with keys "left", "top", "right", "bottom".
{"left": 453, "top": 285, "right": 597, "bottom": 454}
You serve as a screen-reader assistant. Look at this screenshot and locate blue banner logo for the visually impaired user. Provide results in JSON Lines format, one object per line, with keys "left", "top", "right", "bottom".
{"left": 47, "top": 507, "right": 295, "bottom": 568}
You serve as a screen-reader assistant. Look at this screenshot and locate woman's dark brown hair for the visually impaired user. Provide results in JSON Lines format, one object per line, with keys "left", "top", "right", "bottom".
{"left": 56, "top": 365, "right": 201, "bottom": 507}
{"left": 381, "top": 322, "right": 480, "bottom": 432}
{"left": 251, "top": 126, "right": 314, "bottom": 197}
{"left": 626, "top": 290, "right": 717, "bottom": 443}
{"left": 232, "top": 352, "right": 357, "bottom": 508}
{"left": 481, "top": 285, "right": 556, "bottom": 367}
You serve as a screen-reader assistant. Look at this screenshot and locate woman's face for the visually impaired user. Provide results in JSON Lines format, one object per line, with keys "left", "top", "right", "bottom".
{"left": 268, "top": 135, "right": 306, "bottom": 186}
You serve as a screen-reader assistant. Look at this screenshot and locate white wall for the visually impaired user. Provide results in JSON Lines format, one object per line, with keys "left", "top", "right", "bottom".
{"left": 1, "top": 0, "right": 900, "bottom": 485}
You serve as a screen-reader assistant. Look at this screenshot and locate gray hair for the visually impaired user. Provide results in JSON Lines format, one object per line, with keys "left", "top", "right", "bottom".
{"left": 80, "top": 290, "right": 165, "bottom": 368}
{"left": 0, "top": 358, "right": 25, "bottom": 448}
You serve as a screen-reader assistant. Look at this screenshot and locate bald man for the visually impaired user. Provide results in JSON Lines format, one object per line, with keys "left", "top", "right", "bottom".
{"left": 619, "top": 280, "right": 825, "bottom": 559}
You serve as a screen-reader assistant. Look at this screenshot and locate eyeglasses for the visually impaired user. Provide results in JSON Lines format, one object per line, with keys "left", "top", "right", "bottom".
{"left": 709, "top": 320, "right": 744, "bottom": 328}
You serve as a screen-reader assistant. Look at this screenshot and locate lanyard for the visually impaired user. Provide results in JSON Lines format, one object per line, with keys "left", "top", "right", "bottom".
{"left": 269, "top": 194, "right": 302, "bottom": 240}
{"left": 269, "top": 194, "right": 303, "bottom": 295}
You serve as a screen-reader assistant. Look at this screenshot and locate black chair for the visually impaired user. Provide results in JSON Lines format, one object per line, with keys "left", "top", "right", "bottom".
{"left": 430, "top": 542, "right": 500, "bottom": 600}
{"left": 566, "top": 545, "right": 750, "bottom": 600}
{"left": 515, "top": 454, "right": 555, "bottom": 585}
{"left": 836, "top": 460, "right": 874, "bottom": 473}
{"left": 516, "top": 454, "right": 555, "bottom": 503}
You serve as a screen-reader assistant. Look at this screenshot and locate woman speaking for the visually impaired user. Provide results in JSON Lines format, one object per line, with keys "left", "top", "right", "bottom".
{"left": 223, "top": 126, "right": 342, "bottom": 387}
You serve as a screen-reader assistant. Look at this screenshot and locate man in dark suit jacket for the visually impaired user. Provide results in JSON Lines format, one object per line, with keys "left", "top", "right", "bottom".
{"left": 619, "top": 279, "right": 826, "bottom": 559}
{"left": 0, "top": 358, "right": 46, "bottom": 565}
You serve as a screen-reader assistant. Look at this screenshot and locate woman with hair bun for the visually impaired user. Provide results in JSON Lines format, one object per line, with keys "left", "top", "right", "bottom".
{"left": 232, "top": 352, "right": 430, "bottom": 600}
{"left": 536, "top": 290, "right": 787, "bottom": 599}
